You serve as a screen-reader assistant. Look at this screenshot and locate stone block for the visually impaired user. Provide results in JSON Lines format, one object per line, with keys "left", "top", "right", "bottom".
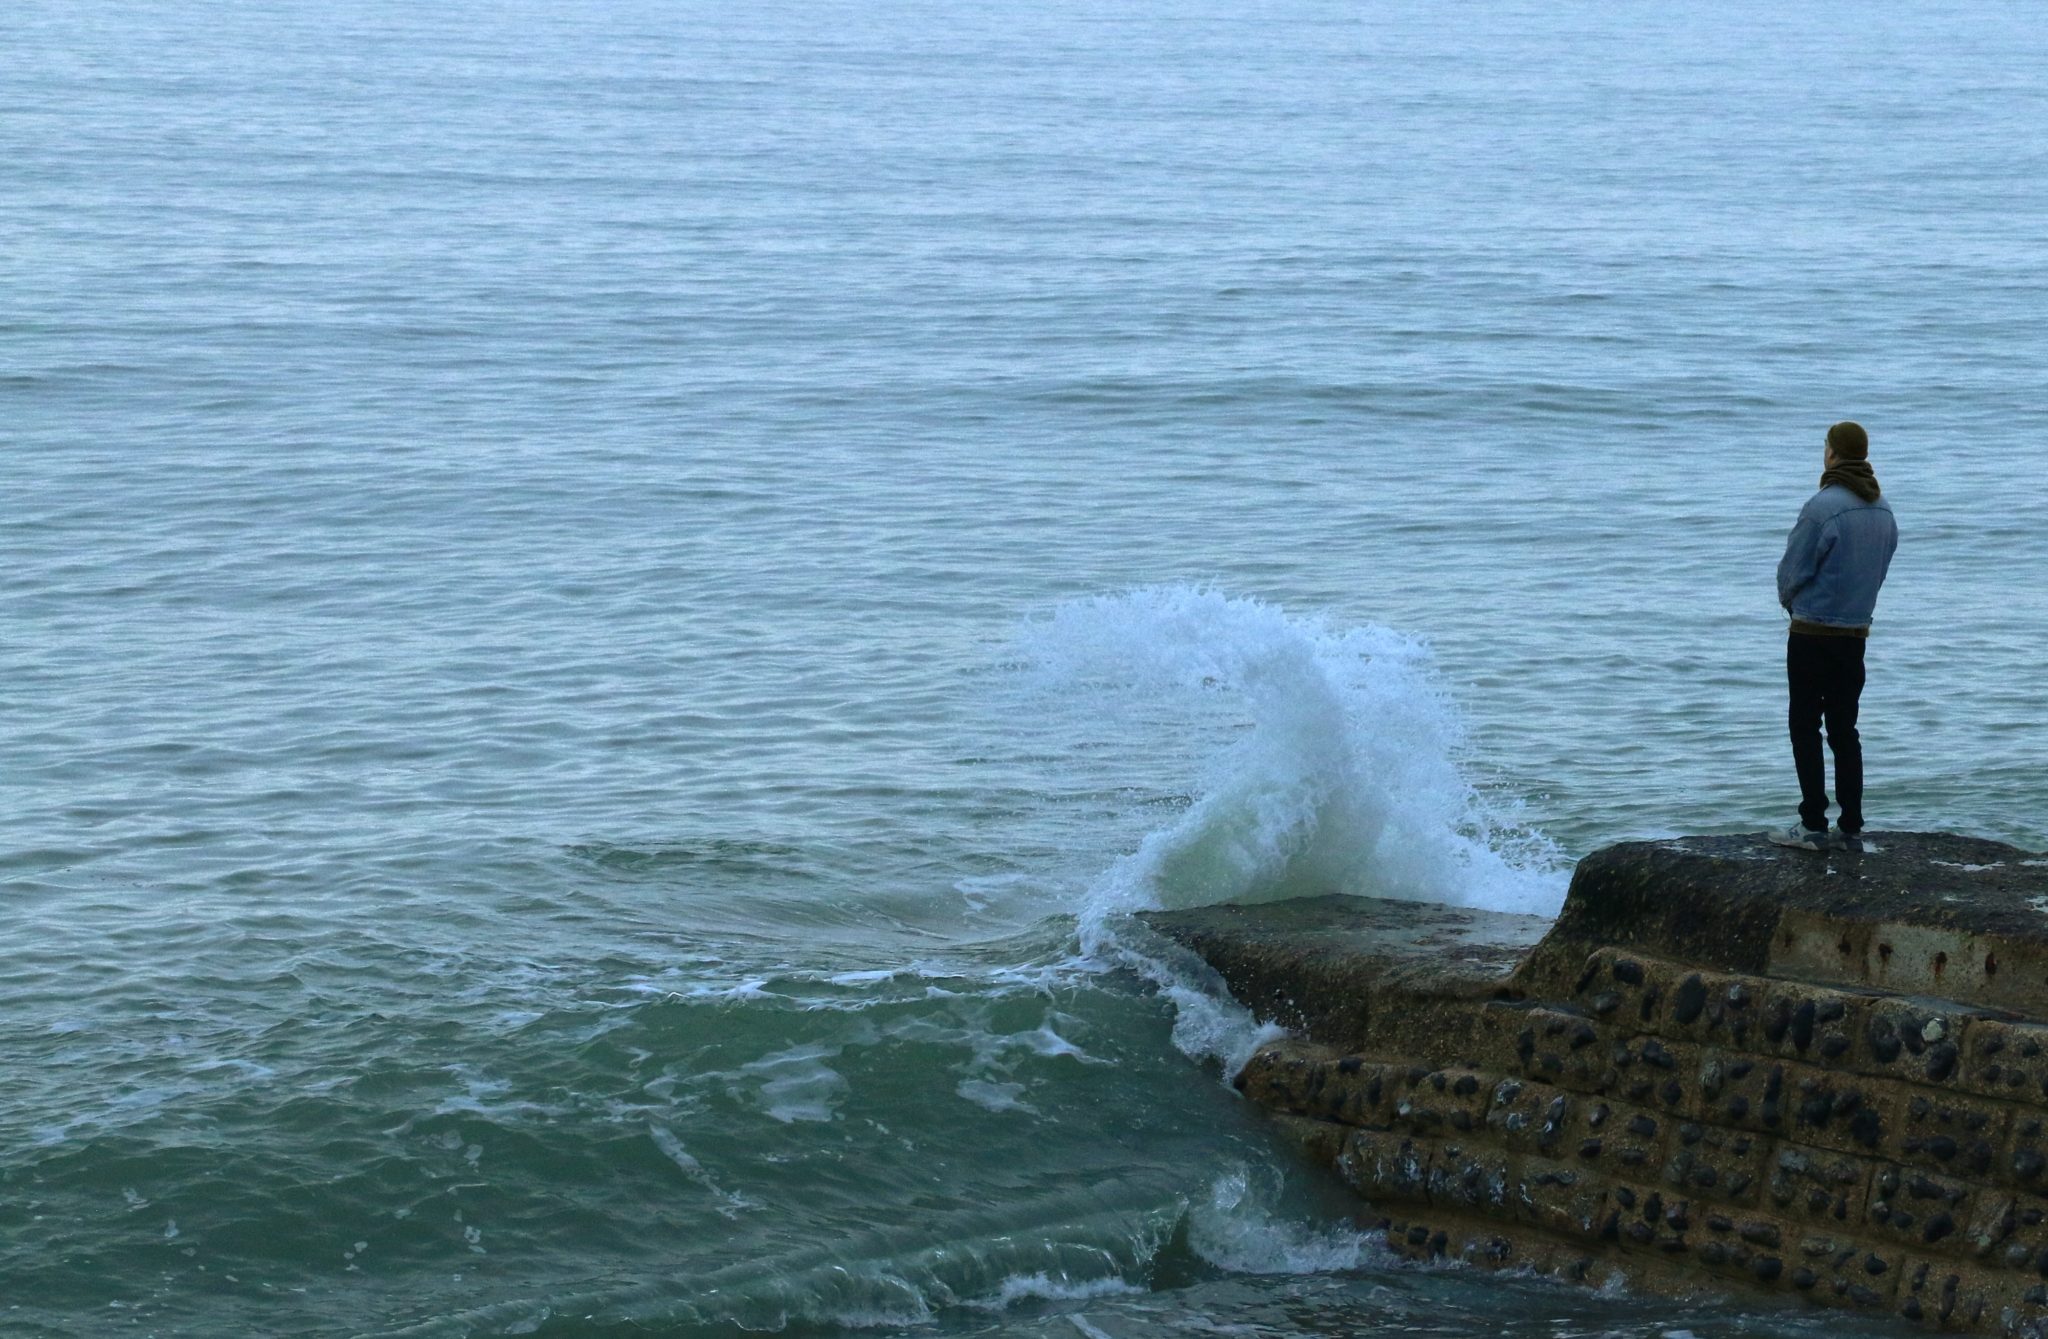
{"left": 2005, "top": 1114, "right": 2048, "bottom": 1196}
{"left": 1486, "top": 1077, "right": 1581, "bottom": 1159}
{"left": 1686, "top": 1204, "right": 1803, "bottom": 1289}
{"left": 1889, "top": 1255, "right": 2043, "bottom": 1330}
{"left": 1568, "top": 948, "right": 1672, "bottom": 1030}
{"left": 1961, "top": 1190, "right": 2024, "bottom": 1266}
{"left": 1319, "top": 1058, "right": 1407, "bottom": 1127}
{"left": 1658, "top": 965, "right": 1769, "bottom": 1050}
{"left": 1377, "top": 1210, "right": 1457, "bottom": 1262}
{"left": 1389, "top": 1066, "right": 1494, "bottom": 1138}
{"left": 1521, "top": 1004, "right": 1613, "bottom": 1088}
{"left": 1934, "top": 1269, "right": 2048, "bottom": 1337}
{"left": 1893, "top": 1089, "right": 2010, "bottom": 1181}
{"left": 1374, "top": 1209, "right": 1599, "bottom": 1280}
{"left": 1467, "top": 997, "right": 1707, "bottom": 1113}
{"left": 1785, "top": 1066, "right": 1898, "bottom": 1157}
{"left": 1483, "top": 1076, "right": 1669, "bottom": 1174}
{"left": 1461, "top": 1002, "right": 1598, "bottom": 1087}
{"left": 1604, "top": 1033, "right": 1705, "bottom": 1116}
{"left": 1336, "top": 1129, "right": 1433, "bottom": 1207}
{"left": 1960, "top": 1018, "right": 2048, "bottom": 1105}
{"left": 1703, "top": 1051, "right": 1893, "bottom": 1154}
{"left": 1508, "top": 1153, "right": 1612, "bottom": 1242}
{"left": 1234, "top": 1041, "right": 1346, "bottom": 1116}
{"left": 1756, "top": 978, "right": 1872, "bottom": 1069}
{"left": 1855, "top": 994, "right": 1978, "bottom": 1093}
{"left": 1972, "top": 1192, "right": 2048, "bottom": 1278}
{"left": 1571, "top": 950, "right": 1788, "bottom": 1056}
{"left": 1749, "top": 976, "right": 1996, "bottom": 1096}
{"left": 1764, "top": 1143, "right": 1871, "bottom": 1229}
{"left": 1661, "top": 1118, "right": 1770, "bottom": 1206}
{"left": 1267, "top": 1113, "right": 1348, "bottom": 1169}
{"left": 1695, "top": 1052, "right": 1788, "bottom": 1136}
{"left": 1791, "top": 1231, "right": 1903, "bottom": 1312}
{"left": 1573, "top": 1095, "right": 1671, "bottom": 1176}
{"left": 1603, "top": 1180, "right": 1692, "bottom": 1255}
{"left": 1425, "top": 1139, "right": 1514, "bottom": 1213}
{"left": 1868, "top": 1164, "right": 1976, "bottom": 1256}
{"left": 1237, "top": 1046, "right": 1490, "bottom": 1133}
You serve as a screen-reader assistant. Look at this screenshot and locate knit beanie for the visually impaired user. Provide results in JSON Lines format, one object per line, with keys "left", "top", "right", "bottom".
{"left": 1827, "top": 420, "right": 1869, "bottom": 461}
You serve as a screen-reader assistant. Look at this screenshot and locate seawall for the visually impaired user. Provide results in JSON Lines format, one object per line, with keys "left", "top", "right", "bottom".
{"left": 1142, "top": 832, "right": 2048, "bottom": 1334}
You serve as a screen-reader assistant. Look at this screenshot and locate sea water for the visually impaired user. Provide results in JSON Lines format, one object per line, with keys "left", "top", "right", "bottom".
{"left": 4, "top": 2, "right": 2046, "bottom": 1335}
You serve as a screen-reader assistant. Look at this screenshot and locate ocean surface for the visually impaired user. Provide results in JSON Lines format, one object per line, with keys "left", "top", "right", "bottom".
{"left": 6, "top": 2, "right": 2047, "bottom": 1336}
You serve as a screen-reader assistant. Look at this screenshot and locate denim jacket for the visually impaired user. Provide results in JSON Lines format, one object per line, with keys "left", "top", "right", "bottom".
{"left": 1776, "top": 485, "right": 1898, "bottom": 628}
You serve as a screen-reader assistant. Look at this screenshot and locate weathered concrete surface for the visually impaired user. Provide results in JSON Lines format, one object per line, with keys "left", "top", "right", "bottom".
{"left": 1141, "top": 895, "right": 1548, "bottom": 1045}
{"left": 1143, "top": 831, "right": 2048, "bottom": 1335}
{"left": 1524, "top": 833, "right": 2048, "bottom": 1016}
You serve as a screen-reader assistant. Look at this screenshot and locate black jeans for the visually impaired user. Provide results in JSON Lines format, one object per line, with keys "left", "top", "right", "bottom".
{"left": 1787, "top": 632, "right": 1867, "bottom": 833}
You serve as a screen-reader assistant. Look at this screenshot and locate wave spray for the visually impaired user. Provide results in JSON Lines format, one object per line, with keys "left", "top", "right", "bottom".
{"left": 1016, "top": 586, "right": 1565, "bottom": 935}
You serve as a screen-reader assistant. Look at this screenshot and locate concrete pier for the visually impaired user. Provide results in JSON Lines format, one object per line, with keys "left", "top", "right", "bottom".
{"left": 1144, "top": 832, "right": 2048, "bottom": 1334}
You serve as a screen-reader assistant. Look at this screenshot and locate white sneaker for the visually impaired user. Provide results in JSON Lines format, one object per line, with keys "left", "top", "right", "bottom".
{"left": 1767, "top": 824, "right": 1828, "bottom": 851}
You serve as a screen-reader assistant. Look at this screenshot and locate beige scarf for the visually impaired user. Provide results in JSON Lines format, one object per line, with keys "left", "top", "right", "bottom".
{"left": 1820, "top": 460, "right": 1881, "bottom": 502}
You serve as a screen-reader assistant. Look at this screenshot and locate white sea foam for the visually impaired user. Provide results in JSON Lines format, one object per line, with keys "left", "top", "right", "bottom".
{"left": 955, "top": 1077, "right": 1035, "bottom": 1113}
{"left": 875, "top": 1005, "right": 1101, "bottom": 1115}
{"left": 362, "top": 1184, "right": 1180, "bottom": 1338}
{"left": 827, "top": 969, "right": 901, "bottom": 986}
{"left": 1016, "top": 587, "right": 1564, "bottom": 933}
{"left": 1186, "top": 1167, "right": 1386, "bottom": 1275}
{"left": 973, "top": 1271, "right": 1145, "bottom": 1307}
{"left": 1126, "top": 953, "right": 1289, "bottom": 1079}
{"left": 647, "top": 1124, "right": 754, "bottom": 1217}
{"left": 740, "top": 1041, "right": 851, "bottom": 1123}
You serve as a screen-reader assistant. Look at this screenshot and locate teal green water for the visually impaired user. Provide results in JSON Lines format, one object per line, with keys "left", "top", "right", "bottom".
{"left": 6, "top": 2, "right": 2046, "bottom": 1335}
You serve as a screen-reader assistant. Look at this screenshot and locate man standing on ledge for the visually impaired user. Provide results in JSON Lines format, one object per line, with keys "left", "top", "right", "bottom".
{"left": 1770, "top": 420, "right": 1899, "bottom": 851}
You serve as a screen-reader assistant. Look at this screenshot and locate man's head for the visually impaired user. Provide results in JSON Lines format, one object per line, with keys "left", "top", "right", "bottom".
{"left": 1825, "top": 420, "right": 1869, "bottom": 468}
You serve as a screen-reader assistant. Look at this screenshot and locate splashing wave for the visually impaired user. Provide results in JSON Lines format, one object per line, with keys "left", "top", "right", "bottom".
{"left": 1015, "top": 586, "right": 1565, "bottom": 929}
